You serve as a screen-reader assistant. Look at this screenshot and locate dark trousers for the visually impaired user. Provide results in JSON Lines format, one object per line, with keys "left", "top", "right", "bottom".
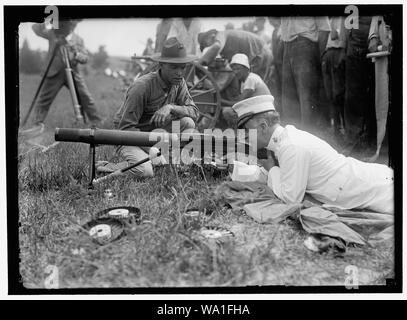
{"left": 321, "top": 48, "right": 345, "bottom": 129}
{"left": 34, "top": 69, "right": 101, "bottom": 124}
{"left": 270, "top": 42, "right": 284, "bottom": 113}
{"left": 344, "top": 54, "right": 375, "bottom": 139}
{"left": 282, "top": 36, "right": 320, "bottom": 129}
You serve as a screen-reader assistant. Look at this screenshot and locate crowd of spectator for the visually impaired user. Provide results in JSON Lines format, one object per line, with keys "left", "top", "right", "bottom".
{"left": 147, "top": 16, "right": 392, "bottom": 151}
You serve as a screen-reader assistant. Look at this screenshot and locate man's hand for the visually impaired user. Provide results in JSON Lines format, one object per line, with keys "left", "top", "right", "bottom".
{"left": 318, "top": 30, "right": 330, "bottom": 58}
{"left": 338, "top": 48, "right": 346, "bottom": 67}
{"left": 151, "top": 104, "right": 173, "bottom": 127}
{"left": 258, "top": 156, "right": 276, "bottom": 171}
{"left": 330, "top": 29, "right": 339, "bottom": 41}
{"left": 368, "top": 37, "right": 379, "bottom": 53}
{"left": 56, "top": 38, "right": 68, "bottom": 46}
{"left": 74, "top": 52, "right": 88, "bottom": 64}
{"left": 198, "top": 58, "right": 208, "bottom": 66}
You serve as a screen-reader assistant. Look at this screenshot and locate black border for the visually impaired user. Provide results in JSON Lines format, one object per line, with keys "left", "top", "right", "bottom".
{"left": 5, "top": 4, "right": 402, "bottom": 295}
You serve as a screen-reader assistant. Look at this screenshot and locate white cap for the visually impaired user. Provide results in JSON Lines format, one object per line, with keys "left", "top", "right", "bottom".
{"left": 232, "top": 95, "right": 275, "bottom": 128}
{"left": 230, "top": 53, "right": 250, "bottom": 69}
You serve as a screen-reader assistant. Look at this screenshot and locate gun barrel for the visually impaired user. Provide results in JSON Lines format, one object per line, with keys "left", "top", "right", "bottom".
{"left": 55, "top": 128, "right": 175, "bottom": 147}
{"left": 55, "top": 128, "right": 253, "bottom": 155}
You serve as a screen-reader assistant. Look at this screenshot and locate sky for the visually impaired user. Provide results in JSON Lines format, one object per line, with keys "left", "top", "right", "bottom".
{"left": 18, "top": 17, "right": 271, "bottom": 57}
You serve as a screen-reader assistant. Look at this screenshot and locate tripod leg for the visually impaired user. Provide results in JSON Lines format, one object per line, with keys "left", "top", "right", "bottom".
{"left": 31, "top": 73, "right": 65, "bottom": 124}
{"left": 21, "top": 44, "right": 60, "bottom": 127}
{"left": 72, "top": 72, "right": 89, "bottom": 124}
{"left": 61, "top": 46, "right": 84, "bottom": 123}
{"left": 88, "top": 143, "right": 96, "bottom": 189}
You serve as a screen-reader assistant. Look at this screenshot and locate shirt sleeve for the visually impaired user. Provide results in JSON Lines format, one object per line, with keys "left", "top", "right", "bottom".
{"left": 171, "top": 79, "right": 199, "bottom": 121}
{"left": 167, "top": 19, "right": 180, "bottom": 39}
{"left": 76, "top": 37, "right": 89, "bottom": 57}
{"left": 242, "top": 73, "right": 257, "bottom": 91}
{"left": 267, "top": 144, "right": 311, "bottom": 204}
{"left": 199, "top": 43, "right": 221, "bottom": 65}
{"left": 71, "top": 35, "right": 89, "bottom": 64}
{"left": 115, "top": 81, "right": 148, "bottom": 130}
{"left": 316, "top": 16, "right": 331, "bottom": 32}
{"left": 368, "top": 16, "right": 382, "bottom": 41}
{"left": 215, "top": 31, "right": 227, "bottom": 53}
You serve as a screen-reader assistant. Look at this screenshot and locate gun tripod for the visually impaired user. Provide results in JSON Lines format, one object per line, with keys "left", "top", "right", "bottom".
{"left": 21, "top": 42, "right": 85, "bottom": 128}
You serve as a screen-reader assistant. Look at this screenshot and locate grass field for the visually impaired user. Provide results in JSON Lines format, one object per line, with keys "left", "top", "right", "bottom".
{"left": 17, "top": 72, "right": 394, "bottom": 289}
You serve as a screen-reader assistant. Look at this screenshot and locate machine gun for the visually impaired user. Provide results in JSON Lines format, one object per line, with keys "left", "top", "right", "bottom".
{"left": 55, "top": 127, "right": 256, "bottom": 188}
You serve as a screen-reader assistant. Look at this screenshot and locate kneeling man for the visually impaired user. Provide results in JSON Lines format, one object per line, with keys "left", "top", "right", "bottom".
{"left": 233, "top": 95, "right": 394, "bottom": 214}
{"left": 97, "top": 38, "right": 198, "bottom": 177}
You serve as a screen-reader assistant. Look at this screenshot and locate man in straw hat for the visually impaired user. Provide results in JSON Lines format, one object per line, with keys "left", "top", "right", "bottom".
{"left": 233, "top": 95, "right": 394, "bottom": 214}
{"left": 96, "top": 37, "right": 199, "bottom": 177}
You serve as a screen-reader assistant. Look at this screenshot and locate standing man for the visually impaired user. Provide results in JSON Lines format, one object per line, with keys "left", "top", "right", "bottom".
{"left": 21, "top": 19, "right": 101, "bottom": 134}
{"left": 96, "top": 38, "right": 199, "bottom": 178}
{"left": 268, "top": 17, "right": 283, "bottom": 112}
{"left": 197, "top": 28, "right": 272, "bottom": 79}
{"left": 154, "top": 18, "right": 173, "bottom": 54}
{"left": 280, "top": 16, "right": 330, "bottom": 130}
{"left": 166, "top": 18, "right": 202, "bottom": 55}
{"left": 321, "top": 16, "right": 346, "bottom": 136}
{"left": 344, "top": 16, "right": 375, "bottom": 147}
{"left": 253, "top": 17, "right": 272, "bottom": 46}
{"left": 233, "top": 95, "right": 394, "bottom": 214}
{"left": 143, "top": 38, "right": 154, "bottom": 56}
{"left": 155, "top": 18, "right": 202, "bottom": 56}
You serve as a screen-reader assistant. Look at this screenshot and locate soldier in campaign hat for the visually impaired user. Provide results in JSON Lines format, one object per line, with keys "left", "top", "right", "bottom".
{"left": 96, "top": 37, "right": 199, "bottom": 178}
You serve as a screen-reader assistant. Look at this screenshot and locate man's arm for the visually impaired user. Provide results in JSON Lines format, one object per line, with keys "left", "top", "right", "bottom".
{"left": 32, "top": 22, "right": 52, "bottom": 40}
{"left": 222, "top": 73, "right": 258, "bottom": 105}
{"left": 115, "top": 82, "right": 147, "bottom": 130}
{"left": 318, "top": 31, "right": 330, "bottom": 56}
{"left": 70, "top": 35, "right": 89, "bottom": 64}
{"left": 368, "top": 16, "right": 382, "bottom": 52}
{"left": 221, "top": 89, "right": 255, "bottom": 106}
{"left": 170, "top": 79, "right": 199, "bottom": 121}
{"left": 267, "top": 144, "right": 311, "bottom": 204}
{"left": 316, "top": 16, "right": 331, "bottom": 56}
{"left": 198, "top": 42, "right": 221, "bottom": 66}
{"left": 151, "top": 79, "right": 199, "bottom": 127}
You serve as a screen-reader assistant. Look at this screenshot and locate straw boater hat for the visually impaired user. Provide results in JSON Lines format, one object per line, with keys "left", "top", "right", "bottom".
{"left": 151, "top": 37, "right": 197, "bottom": 64}
{"left": 232, "top": 95, "right": 275, "bottom": 128}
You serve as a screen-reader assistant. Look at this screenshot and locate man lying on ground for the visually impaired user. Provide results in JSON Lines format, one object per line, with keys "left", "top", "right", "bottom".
{"left": 232, "top": 95, "right": 394, "bottom": 214}
{"left": 96, "top": 38, "right": 199, "bottom": 177}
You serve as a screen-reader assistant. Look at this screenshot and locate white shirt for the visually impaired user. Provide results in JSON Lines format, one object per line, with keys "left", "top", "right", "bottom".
{"left": 242, "top": 72, "right": 271, "bottom": 96}
{"left": 280, "top": 16, "right": 331, "bottom": 43}
{"left": 326, "top": 17, "right": 346, "bottom": 49}
{"left": 167, "top": 18, "right": 202, "bottom": 55}
{"left": 266, "top": 125, "right": 394, "bottom": 214}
